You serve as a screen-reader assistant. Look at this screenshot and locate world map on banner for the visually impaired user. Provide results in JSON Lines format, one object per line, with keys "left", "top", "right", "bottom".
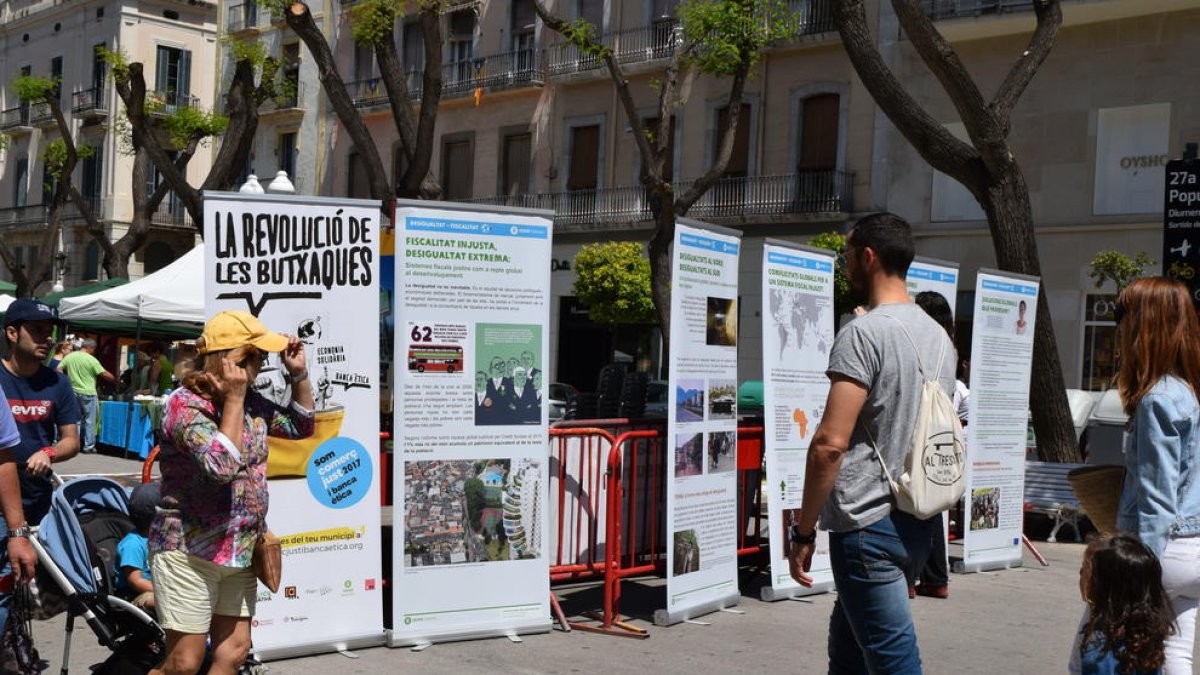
{"left": 768, "top": 287, "right": 833, "bottom": 361}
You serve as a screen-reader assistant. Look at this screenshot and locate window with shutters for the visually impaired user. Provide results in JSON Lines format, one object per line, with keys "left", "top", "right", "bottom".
{"left": 348, "top": 151, "right": 371, "bottom": 199}
{"left": 567, "top": 125, "right": 600, "bottom": 191}
{"left": 50, "top": 56, "right": 63, "bottom": 102}
{"left": 155, "top": 46, "right": 191, "bottom": 109}
{"left": 278, "top": 132, "right": 297, "bottom": 183}
{"left": 500, "top": 132, "right": 532, "bottom": 197}
{"left": 354, "top": 43, "right": 375, "bottom": 81}
{"left": 441, "top": 134, "right": 474, "bottom": 200}
{"left": 92, "top": 43, "right": 107, "bottom": 92}
{"left": 798, "top": 93, "right": 839, "bottom": 173}
{"left": 713, "top": 104, "right": 751, "bottom": 179}
{"left": 80, "top": 144, "right": 102, "bottom": 200}
{"left": 512, "top": 0, "right": 536, "bottom": 59}
{"left": 448, "top": 10, "right": 475, "bottom": 85}
{"left": 13, "top": 158, "right": 28, "bottom": 207}
{"left": 578, "top": 0, "right": 603, "bottom": 29}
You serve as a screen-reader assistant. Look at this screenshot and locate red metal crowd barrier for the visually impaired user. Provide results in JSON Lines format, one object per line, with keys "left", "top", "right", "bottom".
{"left": 547, "top": 419, "right": 768, "bottom": 638}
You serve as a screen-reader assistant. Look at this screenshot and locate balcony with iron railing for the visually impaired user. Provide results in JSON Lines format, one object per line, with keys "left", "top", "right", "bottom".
{"left": 924, "top": 0, "right": 1035, "bottom": 20}
{"left": 260, "top": 82, "right": 304, "bottom": 115}
{"left": 30, "top": 101, "right": 55, "bottom": 127}
{"left": 787, "top": 0, "right": 837, "bottom": 39}
{"left": 461, "top": 170, "right": 854, "bottom": 229}
{"left": 548, "top": 20, "right": 681, "bottom": 77}
{"left": 351, "top": 49, "right": 545, "bottom": 109}
{"left": 0, "top": 106, "right": 31, "bottom": 131}
{"left": 148, "top": 90, "right": 201, "bottom": 115}
{"left": 72, "top": 87, "right": 107, "bottom": 117}
{"left": 227, "top": 2, "right": 261, "bottom": 32}
{"left": 150, "top": 202, "right": 193, "bottom": 229}
{"left": 0, "top": 197, "right": 103, "bottom": 229}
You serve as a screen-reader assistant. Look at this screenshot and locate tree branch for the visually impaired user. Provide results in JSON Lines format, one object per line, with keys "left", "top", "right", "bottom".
{"left": 834, "top": 0, "right": 983, "bottom": 190}
{"left": 286, "top": 1, "right": 391, "bottom": 200}
{"left": 891, "top": 0, "right": 989, "bottom": 141}
{"left": 990, "top": 0, "right": 1062, "bottom": 123}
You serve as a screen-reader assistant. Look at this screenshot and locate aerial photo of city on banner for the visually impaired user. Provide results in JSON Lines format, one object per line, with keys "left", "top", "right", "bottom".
{"left": 404, "top": 459, "right": 543, "bottom": 567}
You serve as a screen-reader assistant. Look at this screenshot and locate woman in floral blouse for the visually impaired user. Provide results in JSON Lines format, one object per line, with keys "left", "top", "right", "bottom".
{"left": 149, "top": 311, "right": 314, "bottom": 675}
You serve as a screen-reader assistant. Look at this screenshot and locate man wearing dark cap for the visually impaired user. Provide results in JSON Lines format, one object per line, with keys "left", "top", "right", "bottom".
{"left": 1, "top": 299, "right": 82, "bottom": 523}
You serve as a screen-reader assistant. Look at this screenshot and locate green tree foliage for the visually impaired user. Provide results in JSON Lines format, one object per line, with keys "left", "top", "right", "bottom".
{"left": 572, "top": 242, "right": 656, "bottom": 325}
{"left": 1089, "top": 250, "right": 1155, "bottom": 294}
{"left": 465, "top": 478, "right": 485, "bottom": 532}
{"left": 349, "top": 0, "right": 403, "bottom": 46}
{"left": 11, "top": 74, "right": 57, "bottom": 102}
{"left": 679, "top": 0, "right": 797, "bottom": 76}
{"left": 41, "top": 139, "right": 95, "bottom": 178}
{"left": 808, "top": 231, "right": 854, "bottom": 317}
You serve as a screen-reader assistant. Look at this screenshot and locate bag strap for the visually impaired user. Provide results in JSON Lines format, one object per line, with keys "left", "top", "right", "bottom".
{"left": 863, "top": 422, "right": 899, "bottom": 489}
{"left": 874, "top": 312, "right": 947, "bottom": 381}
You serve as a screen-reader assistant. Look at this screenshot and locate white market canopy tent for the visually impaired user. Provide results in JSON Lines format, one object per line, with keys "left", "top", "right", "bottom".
{"left": 0, "top": 294, "right": 14, "bottom": 312}
{"left": 59, "top": 246, "right": 203, "bottom": 327}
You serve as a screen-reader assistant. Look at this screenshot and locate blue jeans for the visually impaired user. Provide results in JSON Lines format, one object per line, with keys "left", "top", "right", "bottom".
{"left": 78, "top": 393, "right": 98, "bottom": 452}
{"left": 827, "top": 510, "right": 935, "bottom": 674}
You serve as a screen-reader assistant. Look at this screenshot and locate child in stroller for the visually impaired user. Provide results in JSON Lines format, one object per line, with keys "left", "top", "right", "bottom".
{"left": 116, "top": 484, "right": 160, "bottom": 615}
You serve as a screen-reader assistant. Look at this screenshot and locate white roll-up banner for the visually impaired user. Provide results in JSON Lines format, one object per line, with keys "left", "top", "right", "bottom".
{"left": 760, "top": 241, "right": 836, "bottom": 601}
{"left": 906, "top": 257, "right": 959, "bottom": 314}
{"left": 203, "top": 192, "right": 384, "bottom": 660}
{"left": 390, "top": 201, "right": 553, "bottom": 645}
{"left": 656, "top": 219, "right": 742, "bottom": 626}
{"left": 959, "top": 269, "right": 1040, "bottom": 573}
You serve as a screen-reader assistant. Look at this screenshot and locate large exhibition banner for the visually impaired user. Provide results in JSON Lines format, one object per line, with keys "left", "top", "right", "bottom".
{"left": 906, "top": 257, "right": 959, "bottom": 314}
{"left": 760, "top": 241, "right": 836, "bottom": 602}
{"left": 959, "top": 269, "right": 1040, "bottom": 573}
{"left": 390, "top": 201, "right": 553, "bottom": 646}
{"left": 203, "top": 192, "right": 384, "bottom": 659}
{"left": 658, "top": 219, "right": 742, "bottom": 625}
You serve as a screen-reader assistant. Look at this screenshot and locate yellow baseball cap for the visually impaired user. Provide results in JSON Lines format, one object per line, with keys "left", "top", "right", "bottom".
{"left": 198, "top": 310, "right": 289, "bottom": 354}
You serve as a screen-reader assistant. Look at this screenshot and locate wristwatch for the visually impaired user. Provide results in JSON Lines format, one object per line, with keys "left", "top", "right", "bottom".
{"left": 789, "top": 524, "right": 817, "bottom": 546}
{"left": 6, "top": 526, "right": 31, "bottom": 539}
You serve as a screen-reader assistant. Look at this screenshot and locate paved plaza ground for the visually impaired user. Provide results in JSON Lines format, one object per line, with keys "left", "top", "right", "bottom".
{"left": 34, "top": 451, "right": 1105, "bottom": 674}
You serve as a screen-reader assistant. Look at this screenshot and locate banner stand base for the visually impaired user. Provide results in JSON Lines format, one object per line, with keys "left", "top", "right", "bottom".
{"left": 255, "top": 632, "right": 386, "bottom": 662}
{"left": 760, "top": 581, "right": 834, "bottom": 602}
{"left": 652, "top": 592, "right": 741, "bottom": 627}
{"left": 388, "top": 619, "right": 553, "bottom": 648}
{"left": 953, "top": 557, "right": 1023, "bottom": 574}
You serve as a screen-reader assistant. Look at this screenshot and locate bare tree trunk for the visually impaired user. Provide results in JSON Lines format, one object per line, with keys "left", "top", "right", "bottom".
{"left": 202, "top": 59, "right": 259, "bottom": 192}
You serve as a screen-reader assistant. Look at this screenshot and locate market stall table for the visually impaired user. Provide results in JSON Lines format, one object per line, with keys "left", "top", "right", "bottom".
{"left": 98, "top": 397, "right": 163, "bottom": 459}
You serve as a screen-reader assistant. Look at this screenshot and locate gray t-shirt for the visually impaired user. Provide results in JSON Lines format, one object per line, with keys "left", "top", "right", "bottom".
{"left": 820, "top": 302, "right": 957, "bottom": 532}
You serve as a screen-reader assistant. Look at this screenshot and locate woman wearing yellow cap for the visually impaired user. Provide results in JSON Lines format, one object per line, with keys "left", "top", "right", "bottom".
{"left": 148, "top": 310, "right": 314, "bottom": 675}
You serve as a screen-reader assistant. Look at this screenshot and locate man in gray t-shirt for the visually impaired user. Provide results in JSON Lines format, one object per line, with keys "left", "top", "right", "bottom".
{"left": 787, "top": 213, "right": 955, "bottom": 674}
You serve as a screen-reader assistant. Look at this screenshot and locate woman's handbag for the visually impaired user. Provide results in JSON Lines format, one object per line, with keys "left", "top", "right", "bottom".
{"left": 1, "top": 586, "right": 43, "bottom": 675}
{"left": 251, "top": 530, "right": 282, "bottom": 594}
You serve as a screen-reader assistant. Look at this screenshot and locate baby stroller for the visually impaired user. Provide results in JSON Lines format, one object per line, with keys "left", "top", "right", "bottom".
{"left": 27, "top": 474, "right": 164, "bottom": 674}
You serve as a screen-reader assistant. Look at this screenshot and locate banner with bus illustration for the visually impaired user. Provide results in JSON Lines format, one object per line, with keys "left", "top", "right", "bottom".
{"left": 390, "top": 201, "right": 554, "bottom": 646}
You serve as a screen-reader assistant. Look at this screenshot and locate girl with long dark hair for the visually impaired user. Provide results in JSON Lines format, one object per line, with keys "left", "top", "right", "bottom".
{"left": 1077, "top": 533, "right": 1174, "bottom": 674}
